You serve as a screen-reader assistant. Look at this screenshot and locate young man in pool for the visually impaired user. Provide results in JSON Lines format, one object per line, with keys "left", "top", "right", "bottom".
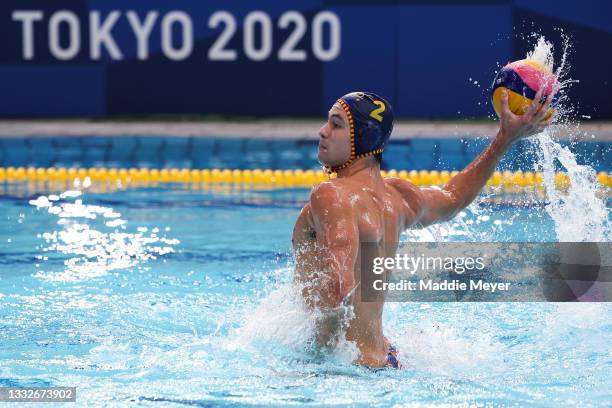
{"left": 292, "top": 90, "right": 553, "bottom": 368}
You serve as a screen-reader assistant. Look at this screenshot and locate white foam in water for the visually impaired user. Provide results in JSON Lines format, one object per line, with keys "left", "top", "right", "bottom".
{"left": 526, "top": 36, "right": 555, "bottom": 73}
{"left": 226, "top": 269, "right": 360, "bottom": 365}
{"left": 525, "top": 36, "right": 611, "bottom": 241}
{"left": 538, "top": 132, "right": 610, "bottom": 241}
{"left": 393, "top": 315, "right": 505, "bottom": 377}
{"left": 226, "top": 281, "right": 317, "bottom": 353}
{"left": 524, "top": 37, "right": 611, "bottom": 334}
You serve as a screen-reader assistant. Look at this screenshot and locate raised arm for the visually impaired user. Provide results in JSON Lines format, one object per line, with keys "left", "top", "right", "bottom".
{"left": 392, "top": 87, "right": 554, "bottom": 228}
{"left": 307, "top": 182, "right": 359, "bottom": 310}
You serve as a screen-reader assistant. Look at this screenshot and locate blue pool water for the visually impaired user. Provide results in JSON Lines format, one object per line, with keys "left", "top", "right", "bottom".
{"left": 0, "top": 184, "right": 611, "bottom": 407}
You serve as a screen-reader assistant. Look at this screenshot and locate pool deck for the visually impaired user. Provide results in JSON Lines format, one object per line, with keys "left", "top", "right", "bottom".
{"left": 0, "top": 120, "right": 610, "bottom": 141}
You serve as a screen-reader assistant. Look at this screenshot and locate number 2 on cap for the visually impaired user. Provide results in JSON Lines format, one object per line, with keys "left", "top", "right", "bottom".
{"left": 370, "top": 101, "right": 385, "bottom": 122}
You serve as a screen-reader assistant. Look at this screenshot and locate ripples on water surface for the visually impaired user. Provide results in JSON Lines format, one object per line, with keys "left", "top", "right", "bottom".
{"left": 0, "top": 182, "right": 609, "bottom": 407}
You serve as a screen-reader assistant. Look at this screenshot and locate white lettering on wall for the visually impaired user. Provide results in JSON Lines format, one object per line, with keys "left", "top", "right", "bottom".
{"left": 312, "top": 11, "right": 341, "bottom": 61}
{"left": 12, "top": 10, "right": 43, "bottom": 60}
{"left": 90, "top": 11, "right": 123, "bottom": 60}
{"left": 49, "top": 10, "right": 80, "bottom": 60}
{"left": 161, "top": 11, "right": 193, "bottom": 60}
{"left": 126, "top": 11, "right": 158, "bottom": 60}
{"left": 207, "top": 11, "right": 237, "bottom": 61}
{"left": 277, "top": 11, "right": 307, "bottom": 61}
{"left": 11, "top": 9, "right": 341, "bottom": 62}
{"left": 243, "top": 11, "right": 272, "bottom": 61}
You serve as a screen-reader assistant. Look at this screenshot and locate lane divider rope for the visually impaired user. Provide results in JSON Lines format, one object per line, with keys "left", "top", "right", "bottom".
{"left": 0, "top": 167, "right": 609, "bottom": 190}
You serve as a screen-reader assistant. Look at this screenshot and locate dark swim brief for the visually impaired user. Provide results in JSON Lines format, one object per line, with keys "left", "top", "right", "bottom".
{"left": 385, "top": 344, "right": 401, "bottom": 369}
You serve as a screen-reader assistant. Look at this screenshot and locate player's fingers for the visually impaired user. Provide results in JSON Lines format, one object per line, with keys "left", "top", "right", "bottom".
{"left": 534, "top": 95, "right": 551, "bottom": 121}
{"left": 500, "top": 90, "right": 514, "bottom": 118}
{"left": 541, "top": 91, "right": 553, "bottom": 112}
{"left": 537, "top": 114, "right": 554, "bottom": 130}
{"left": 535, "top": 79, "right": 554, "bottom": 115}
{"left": 527, "top": 87, "right": 544, "bottom": 116}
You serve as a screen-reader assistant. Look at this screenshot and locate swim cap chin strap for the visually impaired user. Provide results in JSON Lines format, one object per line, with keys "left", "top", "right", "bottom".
{"left": 324, "top": 92, "right": 393, "bottom": 174}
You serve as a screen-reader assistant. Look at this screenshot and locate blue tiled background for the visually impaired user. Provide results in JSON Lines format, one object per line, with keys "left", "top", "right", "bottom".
{"left": 0, "top": 136, "right": 609, "bottom": 172}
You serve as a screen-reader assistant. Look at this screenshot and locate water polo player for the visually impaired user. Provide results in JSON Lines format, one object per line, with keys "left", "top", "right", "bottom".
{"left": 291, "top": 89, "right": 553, "bottom": 368}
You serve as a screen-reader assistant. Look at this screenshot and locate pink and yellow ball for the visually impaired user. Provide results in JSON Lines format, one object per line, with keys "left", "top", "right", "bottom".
{"left": 491, "top": 59, "right": 558, "bottom": 120}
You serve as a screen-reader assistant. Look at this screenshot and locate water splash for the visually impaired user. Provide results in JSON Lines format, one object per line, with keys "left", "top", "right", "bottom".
{"left": 226, "top": 281, "right": 317, "bottom": 353}
{"left": 527, "top": 34, "right": 577, "bottom": 122}
{"left": 394, "top": 34, "right": 611, "bottom": 378}
{"left": 526, "top": 36, "right": 555, "bottom": 73}
{"left": 393, "top": 314, "right": 505, "bottom": 377}
{"left": 525, "top": 35, "right": 610, "bottom": 241}
{"left": 537, "top": 132, "right": 610, "bottom": 241}
{"left": 226, "top": 270, "right": 360, "bottom": 367}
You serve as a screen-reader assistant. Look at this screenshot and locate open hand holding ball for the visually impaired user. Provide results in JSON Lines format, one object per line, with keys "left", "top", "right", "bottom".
{"left": 491, "top": 59, "right": 559, "bottom": 142}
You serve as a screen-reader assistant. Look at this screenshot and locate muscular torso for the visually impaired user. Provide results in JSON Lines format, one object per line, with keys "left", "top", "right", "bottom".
{"left": 292, "top": 176, "right": 420, "bottom": 367}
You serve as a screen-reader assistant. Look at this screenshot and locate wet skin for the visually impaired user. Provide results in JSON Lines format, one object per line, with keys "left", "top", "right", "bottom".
{"left": 292, "top": 88, "right": 554, "bottom": 368}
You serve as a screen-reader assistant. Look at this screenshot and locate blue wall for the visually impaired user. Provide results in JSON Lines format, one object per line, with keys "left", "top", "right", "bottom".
{"left": 1, "top": 1, "right": 611, "bottom": 118}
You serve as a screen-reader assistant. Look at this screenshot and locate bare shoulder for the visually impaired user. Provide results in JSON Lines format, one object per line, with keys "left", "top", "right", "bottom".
{"left": 293, "top": 180, "right": 352, "bottom": 242}
{"left": 384, "top": 176, "right": 426, "bottom": 217}
{"left": 309, "top": 179, "right": 350, "bottom": 207}
{"left": 307, "top": 179, "right": 355, "bottom": 227}
{"left": 384, "top": 176, "right": 420, "bottom": 195}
